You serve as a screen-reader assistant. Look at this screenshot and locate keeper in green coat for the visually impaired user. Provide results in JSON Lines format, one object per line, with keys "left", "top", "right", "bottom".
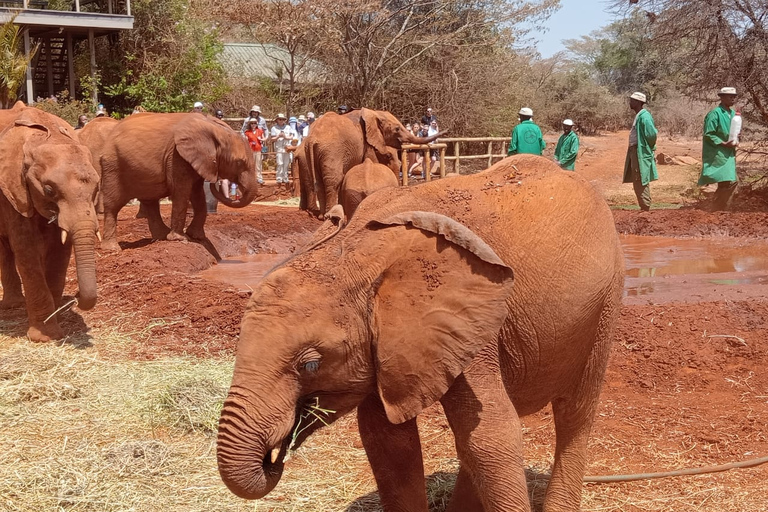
{"left": 698, "top": 87, "right": 739, "bottom": 210}
{"left": 508, "top": 107, "right": 545, "bottom": 156}
{"left": 622, "top": 92, "right": 658, "bottom": 211}
{"left": 554, "top": 119, "right": 579, "bottom": 170}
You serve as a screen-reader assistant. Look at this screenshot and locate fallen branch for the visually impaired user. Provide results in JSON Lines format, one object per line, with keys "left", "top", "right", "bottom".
{"left": 707, "top": 334, "right": 747, "bottom": 346}
{"left": 582, "top": 455, "right": 768, "bottom": 483}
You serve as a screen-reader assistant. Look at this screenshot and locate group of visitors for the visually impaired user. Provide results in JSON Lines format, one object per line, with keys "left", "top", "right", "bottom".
{"left": 506, "top": 86, "right": 741, "bottom": 212}
{"left": 404, "top": 107, "right": 441, "bottom": 177}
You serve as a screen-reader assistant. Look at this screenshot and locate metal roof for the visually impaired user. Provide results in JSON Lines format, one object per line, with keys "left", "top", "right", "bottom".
{"left": 219, "top": 43, "right": 324, "bottom": 83}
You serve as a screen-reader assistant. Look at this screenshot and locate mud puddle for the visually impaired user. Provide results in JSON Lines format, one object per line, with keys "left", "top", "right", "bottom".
{"left": 621, "top": 235, "right": 768, "bottom": 304}
{"left": 200, "top": 254, "right": 289, "bottom": 291}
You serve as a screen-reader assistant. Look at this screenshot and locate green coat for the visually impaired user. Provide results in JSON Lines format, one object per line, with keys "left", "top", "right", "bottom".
{"left": 554, "top": 131, "right": 579, "bottom": 170}
{"left": 698, "top": 105, "right": 737, "bottom": 185}
{"left": 508, "top": 120, "right": 545, "bottom": 156}
{"left": 622, "top": 109, "right": 658, "bottom": 185}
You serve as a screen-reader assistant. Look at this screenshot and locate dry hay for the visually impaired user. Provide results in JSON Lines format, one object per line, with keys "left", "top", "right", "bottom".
{"left": 0, "top": 330, "right": 767, "bottom": 511}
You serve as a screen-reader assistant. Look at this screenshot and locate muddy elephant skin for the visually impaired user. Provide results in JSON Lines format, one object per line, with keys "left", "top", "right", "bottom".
{"left": 339, "top": 158, "right": 399, "bottom": 219}
{"left": 99, "top": 113, "right": 258, "bottom": 250}
{"left": 297, "top": 108, "right": 442, "bottom": 215}
{"left": 217, "top": 155, "right": 624, "bottom": 512}
{"left": 0, "top": 102, "right": 100, "bottom": 342}
{"left": 76, "top": 116, "right": 119, "bottom": 213}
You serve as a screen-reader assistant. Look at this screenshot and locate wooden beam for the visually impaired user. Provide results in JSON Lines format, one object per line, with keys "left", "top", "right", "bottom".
{"left": 24, "top": 29, "right": 34, "bottom": 104}
{"left": 88, "top": 29, "right": 97, "bottom": 104}
{"left": 45, "top": 38, "right": 54, "bottom": 98}
{"left": 66, "top": 33, "right": 75, "bottom": 98}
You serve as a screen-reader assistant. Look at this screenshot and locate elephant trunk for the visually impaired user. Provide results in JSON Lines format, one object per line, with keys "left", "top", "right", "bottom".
{"left": 71, "top": 221, "right": 97, "bottom": 310}
{"left": 209, "top": 171, "right": 258, "bottom": 208}
{"left": 217, "top": 397, "right": 285, "bottom": 499}
{"left": 407, "top": 130, "right": 445, "bottom": 145}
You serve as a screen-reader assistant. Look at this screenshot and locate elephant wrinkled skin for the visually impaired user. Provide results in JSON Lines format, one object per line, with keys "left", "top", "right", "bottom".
{"left": 0, "top": 102, "right": 100, "bottom": 342}
{"left": 297, "top": 108, "right": 442, "bottom": 215}
{"left": 99, "top": 113, "right": 258, "bottom": 251}
{"left": 217, "top": 155, "right": 624, "bottom": 511}
{"left": 76, "top": 116, "right": 119, "bottom": 213}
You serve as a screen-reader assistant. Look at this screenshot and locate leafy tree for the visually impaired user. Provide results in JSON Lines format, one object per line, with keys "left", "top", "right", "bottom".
{"left": 100, "top": 0, "right": 228, "bottom": 113}
{"left": 0, "top": 16, "right": 37, "bottom": 108}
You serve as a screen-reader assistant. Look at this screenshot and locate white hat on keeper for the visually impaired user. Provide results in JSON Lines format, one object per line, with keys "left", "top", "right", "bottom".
{"left": 193, "top": 101, "right": 203, "bottom": 108}
{"left": 718, "top": 87, "right": 737, "bottom": 95}
{"left": 629, "top": 92, "right": 647, "bottom": 103}
{"left": 250, "top": 105, "right": 262, "bottom": 113}
{"left": 518, "top": 107, "right": 533, "bottom": 116}
{"left": 563, "top": 119, "right": 574, "bottom": 126}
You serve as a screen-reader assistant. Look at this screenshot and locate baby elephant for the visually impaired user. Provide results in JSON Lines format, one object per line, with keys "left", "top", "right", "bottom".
{"left": 339, "top": 158, "right": 399, "bottom": 219}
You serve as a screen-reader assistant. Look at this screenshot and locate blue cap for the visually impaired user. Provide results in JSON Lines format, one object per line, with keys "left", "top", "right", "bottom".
{"left": 289, "top": 116, "right": 297, "bottom": 123}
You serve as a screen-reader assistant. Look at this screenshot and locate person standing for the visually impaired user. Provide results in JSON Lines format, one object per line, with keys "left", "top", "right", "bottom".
{"left": 507, "top": 107, "right": 545, "bottom": 156}
{"left": 698, "top": 87, "right": 739, "bottom": 211}
{"left": 74, "top": 114, "right": 88, "bottom": 130}
{"left": 622, "top": 92, "right": 658, "bottom": 212}
{"left": 241, "top": 105, "right": 268, "bottom": 134}
{"left": 554, "top": 119, "right": 579, "bottom": 170}
{"left": 214, "top": 109, "right": 225, "bottom": 120}
{"left": 244, "top": 118, "right": 267, "bottom": 186}
{"left": 421, "top": 107, "right": 437, "bottom": 126}
{"left": 270, "top": 113, "right": 297, "bottom": 189}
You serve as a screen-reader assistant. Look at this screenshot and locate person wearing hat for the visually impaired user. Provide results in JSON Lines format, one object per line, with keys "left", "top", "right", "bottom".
{"left": 95, "top": 106, "right": 107, "bottom": 117}
{"left": 270, "top": 113, "right": 297, "bottom": 189}
{"left": 698, "top": 87, "right": 739, "bottom": 210}
{"left": 554, "top": 119, "right": 579, "bottom": 170}
{"left": 214, "top": 109, "right": 225, "bottom": 120}
{"left": 421, "top": 107, "right": 437, "bottom": 126}
{"left": 622, "top": 92, "right": 658, "bottom": 211}
{"left": 244, "top": 117, "right": 267, "bottom": 186}
{"left": 241, "top": 105, "right": 268, "bottom": 134}
{"left": 507, "top": 107, "right": 545, "bottom": 156}
{"left": 337, "top": 105, "right": 349, "bottom": 115}
{"left": 192, "top": 101, "right": 204, "bottom": 113}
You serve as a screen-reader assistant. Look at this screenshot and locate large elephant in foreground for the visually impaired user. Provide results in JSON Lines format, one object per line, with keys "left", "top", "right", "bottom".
{"left": 297, "top": 108, "right": 441, "bottom": 216}
{"left": 0, "top": 103, "right": 100, "bottom": 341}
{"left": 217, "top": 155, "right": 625, "bottom": 511}
{"left": 99, "top": 113, "right": 258, "bottom": 251}
{"left": 76, "top": 116, "right": 119, "bottom": 213}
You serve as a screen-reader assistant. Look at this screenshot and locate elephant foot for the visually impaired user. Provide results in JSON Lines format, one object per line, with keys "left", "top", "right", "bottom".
{"left": 0, "top": 297, "right": 25, "bottom": 310}
{"left": 166, "top": 231, "right": 189, "bottom": 242}
{"left": 27, "top": 321, "right": 64, "bottom": 343}
{"left": 149, "top": 227, "right": 171, "bottom": 240}
{"left": 185, "top": 226, "right": 206, "bottom": 240}
{"left": 100, "top": 239, "right": 121, "bottom": 252}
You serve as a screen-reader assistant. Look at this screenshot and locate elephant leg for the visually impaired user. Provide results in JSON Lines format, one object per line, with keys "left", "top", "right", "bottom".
{"left": 323, "top": 172, "right": 342, "bottom": 216}
{"left": 441, "top": 364, "right": 529, "bottom": 512}
{"left": 186, "top": 184, "right": 207, "bottom": 240}
{"left": 44, "top": 228, "right": 72, "bottom": 307}
{"left": 543, "top": 306, "right": 617, "bottom": 512}
{"left": 139, "top": 199, "right": 171, "bottom": 240}
{"left": 0, "top": 237, "right": 24, "bottom": 309}
{"left": 9, "top": 222, "right": 62, "bottom": 341}
{"left": 100, "top": 198, "right": 125, "bottom": 252}
{"left": 314, "top": 166, "right": 327, "bottom": 215}
{"left": 168, "top": 183, "right": 193, "bottom": 242}
{"left": 357, "top": 394, "right": 429, "bottom": 512}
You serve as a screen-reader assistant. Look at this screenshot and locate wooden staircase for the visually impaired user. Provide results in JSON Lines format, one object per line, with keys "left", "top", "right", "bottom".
{"left": 33, "top": 37, "right": 69, "bottom": 99}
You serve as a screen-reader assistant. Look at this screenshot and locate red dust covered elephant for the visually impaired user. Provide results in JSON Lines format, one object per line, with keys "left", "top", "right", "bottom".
{"left": 216, "top": 155, "right": 625, "bottom": 511}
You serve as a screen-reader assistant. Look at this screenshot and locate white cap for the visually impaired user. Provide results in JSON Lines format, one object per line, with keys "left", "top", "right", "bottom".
{"left": 629, "top": 92, "right": 646, "bottom": 103}
{"left": 518, "top": 107, "right": 533, "bottom": 116}
{"left": 95, "top": 109, "right": 106, "bottom": 117}
{"left": 718, "top": 87, "right": 737, "bottom": 95}
{"left": 275, "top": 113, "right": 287, "bottom": 120}
{"left": 562, "top": 119, "right": 574, "bottom": 126}
{"left": 250, "top": 105, "right": 261, "bottom": 113}
{"left": 307, "top": 111, "right": 315, "bottom": 118}
{"left": 193, "top": 101, "right": 203, "bottom": 108}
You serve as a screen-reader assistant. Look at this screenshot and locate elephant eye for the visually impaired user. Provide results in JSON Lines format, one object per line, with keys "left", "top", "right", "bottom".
{"left": 302, "top": 360, "right": 320, "bottom": 373}
{"left": 44, "top": 185, "right": 55, "bottom": 197}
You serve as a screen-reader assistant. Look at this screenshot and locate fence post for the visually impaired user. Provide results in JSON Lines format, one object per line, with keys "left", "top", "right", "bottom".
{"left": 424, "top": 148, "right": 431, "bottom": 181}
{"left": 439, "top": 147, "right": 446, "bottom": 178}
{"left": 487, "top": 141, "right": 493, "bottom": 168}
{"left": 454, "top": 141, "right": 460, "bottom": 174}
{"left": 401, "top": 149, "right": 408, "bottom": 187}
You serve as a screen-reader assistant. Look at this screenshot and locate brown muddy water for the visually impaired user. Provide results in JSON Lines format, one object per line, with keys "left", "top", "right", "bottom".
{"left": 200, "top": 235, "right": 768, "bottom": 304}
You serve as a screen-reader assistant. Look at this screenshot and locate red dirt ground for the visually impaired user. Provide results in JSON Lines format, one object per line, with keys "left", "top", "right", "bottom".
{"left": 2, "top": 165, "right": 768, "bottom": 508}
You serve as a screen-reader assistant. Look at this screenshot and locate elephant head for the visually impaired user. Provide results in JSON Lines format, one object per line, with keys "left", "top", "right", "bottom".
{"left": 173, "top": 115, "right": 258, "bottom": 207}
{"left": 0, "top": 107, "right": 100, "bottom": 309}
{"left": 360, "top": 108, "right": 444, "bottom": 172}
{"left": 217, "top": 210, "right": 514, "bottom": 499}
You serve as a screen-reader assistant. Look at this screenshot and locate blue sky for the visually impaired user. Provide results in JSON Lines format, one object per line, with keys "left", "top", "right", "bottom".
{"left": 535, "top": 0, "right": 617, "bottom": 57}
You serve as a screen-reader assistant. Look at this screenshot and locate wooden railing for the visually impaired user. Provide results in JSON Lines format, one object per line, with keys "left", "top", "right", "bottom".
{"left": 399, "top": 137, "right": 511, "bottom": 186}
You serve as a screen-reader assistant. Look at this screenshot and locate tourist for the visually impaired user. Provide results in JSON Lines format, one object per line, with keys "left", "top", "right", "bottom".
{"left": 428, "top": 120, "right": 440, "bottom": 174}
{"left": 622, "top": 92, "right": 658, "bottom": 212}
{"left": 421, "top": 107, "right": 437, "bottom": 126}
{"left": 241, "top": 105, "right": 268, "bottom": 134}
{"left": 74, "top": 114, "right": 88, "bottom": 130}
{"left": 192, "top": 101, "right": 204, "bottom": 114}
{"left": 698, "top": 87, "right": 739, "bottom": 211}
{"left": 507, "top": 107, "right": 545, "bottom": 156}
{"left": 554, "top": 119, "right": 579, "bottom": 170}
{"left": 215, "top": 109, "right": 225, "bottom": 120}
{"left": 244, "top": 117, "right": 267, "bottom": 186}
{"left": 271, "top": 113, "right": 297, "bottom": 189}
{"left": 337, "top": 105, "right": 349, "bottom": 114}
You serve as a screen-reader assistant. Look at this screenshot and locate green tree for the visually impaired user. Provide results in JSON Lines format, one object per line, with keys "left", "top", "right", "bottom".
{"left": 0, "top": 16, "right": 37, "bottom": 108}
{"left": 101, "top": 0, "right": 228, "bottom": 113}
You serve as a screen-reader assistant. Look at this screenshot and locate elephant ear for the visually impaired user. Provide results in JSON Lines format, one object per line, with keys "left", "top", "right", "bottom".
{"left": 361, "top": 108, "right": 389, "bottom": 157}
{"left": 367, "top": 212, "right": 515, "bottom": 424}
{"left": 174, "top": 116, "right": 220, "bottom": 182}
{"left": 0, "top": 125, "right": 46, "bottom": 217}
